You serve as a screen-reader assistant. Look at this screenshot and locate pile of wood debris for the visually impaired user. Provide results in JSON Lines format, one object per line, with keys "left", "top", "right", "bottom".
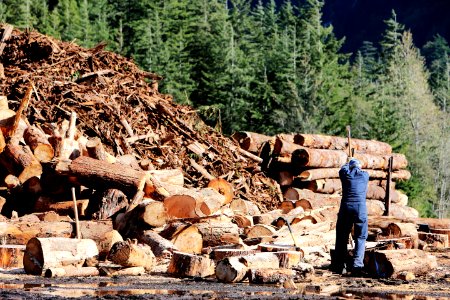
{"left": 1, "top": 25, "right": 449, "bottom": 284}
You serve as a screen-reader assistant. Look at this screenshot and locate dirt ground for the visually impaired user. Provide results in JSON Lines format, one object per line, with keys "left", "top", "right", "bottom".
{"left": 1, "top": 249, "right": 449, "bottom": 300}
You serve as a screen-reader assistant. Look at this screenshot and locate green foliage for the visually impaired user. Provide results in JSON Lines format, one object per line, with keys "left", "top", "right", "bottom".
{"left": 1, "top": 1, "right": 448, "bottom": 218}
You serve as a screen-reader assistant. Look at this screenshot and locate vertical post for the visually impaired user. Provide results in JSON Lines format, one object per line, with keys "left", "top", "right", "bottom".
{"left": 384, "top": 156, "right": 394, "bottom": 216}
{"left": 71, "top": 187, "right": 81, "bottom": 239}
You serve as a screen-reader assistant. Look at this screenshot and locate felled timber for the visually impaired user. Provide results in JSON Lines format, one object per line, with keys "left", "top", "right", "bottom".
{"left": 389, "top": 204, "right": 419, "bottom": 219}
{"left": 89, "top": 189, "right": 128, "bottom": 220}
{"left": 108, "top": 239, "right": 155, "bottom": 271}
{"left": 34, "top": 197, "right": 89, "bottom": 217}
{"left": 45, "top": 266, "right": 100, "bottom": 278}
{"left": 229, "top": 199, "right": 261, "bottom": 216}
{"left": 211, "top": 249, "right": 257, "bottom": 261}
{"left": 56, "top": 156, "right": 147, "bottom": 197}
{"left": 296, "top": 197, "right": 340, "bottom": 211}
{"left": 414, "top": 218, "right": 450, "bottom": 229}
{"left": 116, "top": 199, "right": 167, "bottom": 237}
{"left": 167, "top": 251, "right": 215, "bottom": 278}
{"left": 138, "top": 230, "right": 177, "bottom": 257}
{"left": 147, "top": 169, "right": 184, "bottom": 187}
{"left": 207, "top": 178, "right": 234, "bottom": 205}
{"left": 23, "top": 237, "right": 99, "bottom": 275}
{"left": 23, "top": 126, "right": 54, "bottom": 162}
{"left": 246, "top": 224, "right": 277, "bottom": 238}
{"left": 418, "top": 232, "right": 449, "bottom": 248}
{"left": 291, "top": 148, "right": 407, "bottom": 170}
{"left": 0, "top": 220, "right": 72, "bottom": 244}
{"left": 367, "top": 249, "right": 437, "bottom": 278}
{"left": 231, "top": 131, "right": 273, "bottom": 153}
{"left": 0, "top": 143, "right": 43, "bottom": 183}
{"left": 273, "top": 136, "right": 304, "bottom": 157}
{"left": 307, "top": 179, "right": 341, "bottom": 194}
{"left": 284, "top": 188, "right": 338, "bottom": 202}
{"left": 215, "top": 252, "right": 281, "bottom": 283}
{"left": 248, "top": 268, "right": 296, "bottom": 284}
{"left": 294, "top": 133, "right": 392, "bottom": 154}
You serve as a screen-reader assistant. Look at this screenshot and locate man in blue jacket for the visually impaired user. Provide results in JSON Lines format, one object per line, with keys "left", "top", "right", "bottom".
{"left": 331, "top": 158, "right": 369, "bottom": 276}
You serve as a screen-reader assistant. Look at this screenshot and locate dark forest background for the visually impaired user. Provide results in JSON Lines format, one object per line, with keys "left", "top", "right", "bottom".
{"left": 0, "top": 0, "right": 448, "bottom": 218}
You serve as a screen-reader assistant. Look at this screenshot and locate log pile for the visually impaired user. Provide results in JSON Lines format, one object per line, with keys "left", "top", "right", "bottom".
{"left": 0, "top": 25, "right": 445, "bottom": 282}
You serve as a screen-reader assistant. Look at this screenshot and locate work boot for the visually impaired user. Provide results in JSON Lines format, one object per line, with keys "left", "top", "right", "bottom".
{"left": 345, "top": 267, "right": 366, "bottom": 277}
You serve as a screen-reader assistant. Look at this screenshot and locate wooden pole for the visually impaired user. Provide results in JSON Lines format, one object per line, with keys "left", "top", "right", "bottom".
{"left": 384, "top": 156, "right": 393, "bottom": 216}
{"left": 346, "top": 125, "right": 352, "bottom": 157}
{"left": 71, "top": 187, "right": 81, "bottom": 239}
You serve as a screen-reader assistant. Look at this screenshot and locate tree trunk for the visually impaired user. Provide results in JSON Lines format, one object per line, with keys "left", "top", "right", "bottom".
{"left": 248, "top": 268, "right": 296, "bottom": 284}
{"left": 231, "top": 131, "right": 273, "bottom": 153}
{"left": 45, "top": 266, "right": 100, "bottom": 278}
{"left": 229, "top": 199, "right": 261, "bottom": 216}
{"left": 108, "top": 239, "right": 155, "bottom": 271}
{"left": 57, "top": 156, "right": 147, "bottom": 197}
{"left": 299, "top": 168, "right": 340, "bottom": 181}
{"left": 215, "top": 256, "right": 248, "bottom": 283}
{"left": 296, "top": 197, "right": 340, "bottom": 211}
{"left": 291, "top": 148, "right": 407, "bottom": 170}
{"left": 307, "top": 179, "right": 342, "bottom": 194}
{"left": 294, "top": 133, "right": 392, "bottom": 154}
{"left": 167, "top": 251, "right": 215, "bottom": 278}
{"left": 273, "top": 136, "right": 304, "bottom": 157}
{"left": 138, "top": 230, "right": 177, "bottom": 257}
{"left": 116, "top": 199, "right": 168, "bottom": 237}
{"left": 0, "top": 220, "right": 72, "bottom": 244}
{"left": 211, "top": 249, "right": 257, "bottom": 261}
{"left": 192, "top": 221, "right": 240, "bottom": 248}
{"left": 0, "top": 144, "right": 42, "bottom": 183}
{"left": 367, "top": 249, "right": 437, "bottom": 278}
{"left": 413, "top": 218, "right": 450, "bottom": 229}
{"left": 23, "top": 237, "right": 99, "bottom": 275}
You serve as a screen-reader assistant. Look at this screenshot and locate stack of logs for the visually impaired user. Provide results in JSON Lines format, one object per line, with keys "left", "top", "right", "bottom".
{"left": 0, "top": 23, "right": 448, "bottom": 283}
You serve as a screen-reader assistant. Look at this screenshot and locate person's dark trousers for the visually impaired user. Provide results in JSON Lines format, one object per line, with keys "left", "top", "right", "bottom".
{"left": 331, "top": 201, "right": 368, "bottom": 273}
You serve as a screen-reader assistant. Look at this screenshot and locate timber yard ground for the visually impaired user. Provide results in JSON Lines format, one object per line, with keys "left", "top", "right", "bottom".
{"left": 1, "top": 249, "right": 449, "bottom": 300}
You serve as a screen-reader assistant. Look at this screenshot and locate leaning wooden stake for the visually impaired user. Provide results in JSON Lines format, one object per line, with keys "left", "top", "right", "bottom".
{"left": 384, "top": 156, "right": 393, "bottom": 216}
{"left": 72, "top": 187, "right": 81, "bottom": 239}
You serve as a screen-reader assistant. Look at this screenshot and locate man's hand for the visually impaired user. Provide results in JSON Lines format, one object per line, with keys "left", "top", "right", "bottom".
{"left": 346, "top": 156, "right": 354, "bottom": 163}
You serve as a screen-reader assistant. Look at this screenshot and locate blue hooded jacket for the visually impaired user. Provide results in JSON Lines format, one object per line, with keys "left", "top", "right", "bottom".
{"left": 339, "top": 163, "right": 369, "bottom": 203}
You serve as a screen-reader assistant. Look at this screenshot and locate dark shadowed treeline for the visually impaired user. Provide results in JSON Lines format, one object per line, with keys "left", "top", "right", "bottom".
{"left": 0, "top": 1, "right": 448, "bottom": 218}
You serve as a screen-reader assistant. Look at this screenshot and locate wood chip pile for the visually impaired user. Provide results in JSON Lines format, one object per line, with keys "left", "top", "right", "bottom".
{"left": 0, "top": 25, "right": 448, "bottom": 283}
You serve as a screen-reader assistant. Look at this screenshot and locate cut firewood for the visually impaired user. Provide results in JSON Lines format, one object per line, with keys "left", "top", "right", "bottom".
{"left": 246, "top": 224, "right": 277, "bottom": 238}
{"left": 167, "top": 251, "right": 215, "bottom": 278}
{"left": 45, "top": 266, "right": 100, "bottom": 278}
{"left": 108, "top": 239, "right": 155, "bottom": 271}
{"left": 207, "top": 178, "right": 234, "bottom": 205}
{"left": 138, "top": 230, "right": 177, "bottom": 257}
{"left": 74, "top": 220, "right": 119, "bottom": 259}
{"left": 23, "top": 237, "right": 99, "bottom": 275}
{"left": 215, "top": 256, "right": 248, "bottom": 283}
{"left": 116, "top": 198, "right": 168, "bottom": 237}
{"left": 0, "top": 245, "right": 25, "bottom": 269}
{"left": 294, "top": 133, "right": 392, "bottom": 154}
{"left": 23, "top": 126, "right": 54, "bottom": 162}
{"left": 229, "top": 199, "right": 261, "bottom": 216}
{"left": 56, "top": 156, "right": 147, "bottom": 197}
{"left": 211, "top": 249, "right": 257, "bottom": 261}
{"left": 0, "top": 220, "right": 72, "bottom": 244}
{"left": 367, "top": 249, "right": 437, "bottom": 278}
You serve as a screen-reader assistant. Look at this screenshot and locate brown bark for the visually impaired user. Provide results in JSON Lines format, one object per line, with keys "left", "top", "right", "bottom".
{"left": 167, "top": 251, "right": 215, "bottom": 278}
{"left": 294, "top": 133, "right": 392, "bottom": 154}
{"left": 0, "top": 220, "right": 72, "bottom": 244}
{"left": 211, "top": 249, "right": 257, "bottom": 261}
{"left": 32, "top": 211, "right": 72, "bottom": 222}
{"left": 367, "top": 249, "right": 437, "bottom": 278}
{"left": 296, "top": 197, "right": 340, "bottom": 211}
{"left": 108, "top": 239, "right": 155, "bottom": 271}
{"left": 138, "top": 230, "right": 177, "bottom": 257}
{"left": 73, "top": 220, "right": 119, "bottom": 259}
{"left": 291, "top": 148, "right": 407, "bottom": 170}
{"left": 231, "top": 131, "right": 273, "bottom": 153}
{"left": 192, "top": 221, "right": 240, "bottom": 248}
{"left": 57, "top": 156, "right": 147, "bottom": 197}
{"left": 307, "top": 178, "right": 342, "bottom": 194}
{"left": 23, "top": 126, "right": 54, "bottom": 162}
{"left": 389, "top": 204, "right": 419, "bottom": 219}
{"left": 0, "top": 143, "right": 42, "bottom": 183}
{"left": 413, "top": 218, "right": 450, "bottom": 229}
{"left": 429, "top": 228, "right": 450, "bottom": 242}
{"left": 233, "top": 214, "right": 253, "bottom": 228}
{"left": 0, "top": 245, "right": 25, "bottom": 269}
{"left": 273, "top": 136, "right": 304, "bottom": 157}
{"left": 116, "top": 198, "right": 168, "bottom": 237}
{"left": 90, "top": 189, "right": 128, "bottom": 220}
{"left": 284, "top": 188, "right": 337, "bottom": 201}
{"left": 23, "top": 237, "right": 99, "bottom": 275}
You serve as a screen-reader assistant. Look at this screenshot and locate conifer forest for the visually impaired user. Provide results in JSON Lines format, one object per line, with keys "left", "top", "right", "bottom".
{"left": 0, "top": 0, "right": 448, "bottom": 218}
